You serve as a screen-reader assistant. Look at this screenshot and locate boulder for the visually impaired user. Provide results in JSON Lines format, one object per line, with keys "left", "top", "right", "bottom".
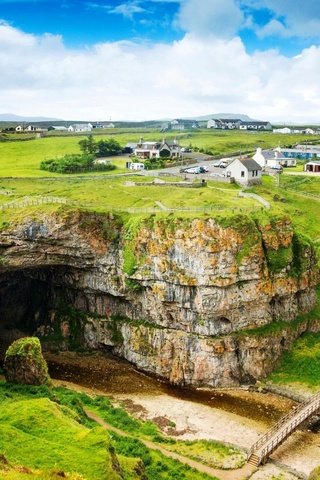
{"left": 4, "top": 337, "right": 51, "bottom": 385}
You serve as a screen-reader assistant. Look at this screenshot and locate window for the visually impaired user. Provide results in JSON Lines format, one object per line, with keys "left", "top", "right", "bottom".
{"left": 241, "top": 171, "right": 245, "bottom": 177}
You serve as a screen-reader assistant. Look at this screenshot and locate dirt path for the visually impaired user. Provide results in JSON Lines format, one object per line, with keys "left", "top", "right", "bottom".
{"left": 84, "top": 408, "right": 256, "bottom": 480}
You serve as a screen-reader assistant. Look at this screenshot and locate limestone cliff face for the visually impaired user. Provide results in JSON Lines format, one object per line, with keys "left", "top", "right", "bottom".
{"left": 0, "top": 211, "right": 318, "bottom": 387}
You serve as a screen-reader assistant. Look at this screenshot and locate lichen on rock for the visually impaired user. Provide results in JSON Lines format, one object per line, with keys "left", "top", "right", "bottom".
{"left": 4, "top": 337, "right": 51, "bottom": 386}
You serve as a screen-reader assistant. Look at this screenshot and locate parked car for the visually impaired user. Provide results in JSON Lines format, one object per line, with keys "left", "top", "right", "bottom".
{"left": 183, "top": 167, "right": 199, "bottom": 174}
{"left": 212, "top": 161, "right": 220, "bottom": 167}
{"left": 219, "top": 161, "right": 228, "bottom": 168}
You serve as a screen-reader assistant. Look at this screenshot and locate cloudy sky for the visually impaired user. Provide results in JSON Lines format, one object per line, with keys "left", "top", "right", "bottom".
{"left": 1, "top": 0, "right": 320, "bottom": 122}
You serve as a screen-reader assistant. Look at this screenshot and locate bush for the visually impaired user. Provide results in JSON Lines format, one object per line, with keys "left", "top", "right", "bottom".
{"left": 40, "top": 154, "right": 116, "bottom": 174}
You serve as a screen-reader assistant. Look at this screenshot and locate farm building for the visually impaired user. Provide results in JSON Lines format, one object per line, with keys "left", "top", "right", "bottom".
{"left": 305, "top": 161, "right": 320, "bottom": 173}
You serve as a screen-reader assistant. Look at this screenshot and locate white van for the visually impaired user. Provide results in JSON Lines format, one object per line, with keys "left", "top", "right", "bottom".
{"left": 129, "top": 162, "right": 145, "bottom": 171}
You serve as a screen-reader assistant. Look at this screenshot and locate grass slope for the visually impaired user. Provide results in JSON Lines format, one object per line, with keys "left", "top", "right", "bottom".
{"left": 0, "top": 382, "right": 236, "bottom": 480}
{"left": 0, "top": 397, "right": 121, "bottom": 480}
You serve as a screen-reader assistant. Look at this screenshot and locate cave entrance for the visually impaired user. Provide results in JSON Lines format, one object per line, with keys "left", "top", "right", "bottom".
{"left": 0, "top": 269, "right": 57, "bottom": 359}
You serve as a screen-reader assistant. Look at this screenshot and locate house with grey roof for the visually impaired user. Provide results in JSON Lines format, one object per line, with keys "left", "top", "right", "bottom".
{"left": 134, "top": 138, "right": 181, "bottom": 159}
{"left": 226, "top": 158, "right": 262, "bottom": 186}
{"left": 68, "top": 123, "right": 93, "bottom": 133}
{"left": 208, "top": 118, "right": 242, "bottom": 129}
{"left": 253, "top": 148, "right": 296, "bottom": 168}
{"left": 239, "top": 121, "right": 272, "bottom": 131}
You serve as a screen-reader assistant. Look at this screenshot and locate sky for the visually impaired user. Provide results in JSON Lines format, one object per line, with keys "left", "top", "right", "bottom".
{"left": 1, "top": 0, "right": 320, "bottom": 122}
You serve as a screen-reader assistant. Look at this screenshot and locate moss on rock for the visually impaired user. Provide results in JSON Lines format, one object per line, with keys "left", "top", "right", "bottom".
{"left": 4, "top": 337, "right": 51, "bottom": 386}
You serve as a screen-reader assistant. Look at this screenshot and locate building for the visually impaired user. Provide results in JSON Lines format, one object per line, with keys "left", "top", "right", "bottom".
{"left": 239, "top": 121, "right": 272, "bottom": 131}
{"left": 134, "top": 138, "right": 181, "bottom": 159}
{"left": 273, "top": 127, "right": 292, "bottom": 134}
{"left": 68, "top": 123, "right": 93, "bottom": 133}
{"left": 169, "top": 119, "right": 199, "bottom": 131}
{"left": 15, "top": 124, "right": 46, "bottom": 133}
{"left": 211, "top": 119, "right": 242, "bottom": 130}
{"left": 49, "top": 126, "right": 69, "bottom": 132}
{"left": 226, "top": 158, "right": 262, "bottom": 186}
{"left": 305, "top": 161, "right": 320, "bottom": 173}
{"left": 253, "top": 147, "right": 296, "bottom": 169}
{"left": 207, "top": 119, "right": 218, "bottom": 129}
{"left": 280, "top": 145, "right": 320, "bottom": 160}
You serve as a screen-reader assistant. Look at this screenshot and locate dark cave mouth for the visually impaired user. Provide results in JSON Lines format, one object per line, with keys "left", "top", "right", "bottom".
{"left": 0, "top": 267, "right": 80, "bottom": 359}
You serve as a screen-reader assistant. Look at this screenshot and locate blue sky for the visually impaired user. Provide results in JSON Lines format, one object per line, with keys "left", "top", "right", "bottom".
{"left": 1, "top": 0, "right": 320, "bottom": 121}
{"left": 1, "top": 0, "right": 318, "bottom": 54}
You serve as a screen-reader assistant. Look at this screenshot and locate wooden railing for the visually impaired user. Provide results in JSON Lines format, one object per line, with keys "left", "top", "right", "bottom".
{"left": 248, "top": 391, "right": 320, "bottom": 466}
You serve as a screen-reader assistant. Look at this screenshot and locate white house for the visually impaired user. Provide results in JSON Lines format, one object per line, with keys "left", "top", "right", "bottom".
{"left": 68, "top": 123, "right": 93, "bottom": 133}
{"left": 226, "top": 158, "right": 262, "bottom": 186}
{"left": 170, "top": 119, "right": 199, "bottom": 130}
{"left": 239, "top": 121, "right": 272, "bottom": 131}
{"left": 15, "top": 125, "right": 24, "bottom": 132}
{"left": 252, "top": 147, "right": 295, "bottom": 169}
{"left": 304, "top": 128, "right": 315, "bottom": 135}
{"left": 207, "top": 119, "right": 218, "bottom": 129}
{"left": 134, "top": 138, "right": 181, "bottom": 159}
{"left": 273, "top": 127, "right": 292, "bottom": 134}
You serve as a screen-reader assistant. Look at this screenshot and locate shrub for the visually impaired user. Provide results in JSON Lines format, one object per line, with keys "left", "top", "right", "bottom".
{"left": 40, "top": 154, "right": 116, "bottom": 174}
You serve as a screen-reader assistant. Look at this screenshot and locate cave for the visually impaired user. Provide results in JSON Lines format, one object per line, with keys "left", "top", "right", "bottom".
{"left": 0, "top": 268, "right": 63, "bottom": 358}
{"left": 0, "top": 260, "right": 145, "bottom": 363}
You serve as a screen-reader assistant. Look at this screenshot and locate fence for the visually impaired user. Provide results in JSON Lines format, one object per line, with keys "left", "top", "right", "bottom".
{"left": 0, "top": 196, "right": 68, "bottom": 211}
{"left": 0, "top": 196, "right": 261, "bottom": 215}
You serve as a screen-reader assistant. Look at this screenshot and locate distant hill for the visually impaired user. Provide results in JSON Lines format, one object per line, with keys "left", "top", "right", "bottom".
{"left": 184, "top": 113, "right": 256, "bottom": 121}
{"left": 0, "top": 113, "right": 61, "bottom": 122}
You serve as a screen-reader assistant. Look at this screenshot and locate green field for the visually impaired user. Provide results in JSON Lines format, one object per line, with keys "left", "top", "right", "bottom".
{"left": 0, "top": 129, "right": 320, "bottom": 256}
{"left": 0, "top": 129, "right": 315, "bottom": 177}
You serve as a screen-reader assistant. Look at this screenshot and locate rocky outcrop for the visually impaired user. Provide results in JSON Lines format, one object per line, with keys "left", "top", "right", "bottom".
{"left": 4, "top": 337, "right": 51, "bottom": 385}
{"left": 0, "top": 211, "right": 318, "bottom": 387}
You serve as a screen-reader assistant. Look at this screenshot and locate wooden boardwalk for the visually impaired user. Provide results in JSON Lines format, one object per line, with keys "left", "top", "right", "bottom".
{"left": 248, "top": 391, "right": 320, "bottom": 466}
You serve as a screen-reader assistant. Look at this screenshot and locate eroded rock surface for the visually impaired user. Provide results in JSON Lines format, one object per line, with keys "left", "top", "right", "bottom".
{"left": 0, "top": 211, "right": 318, "bottom": 387}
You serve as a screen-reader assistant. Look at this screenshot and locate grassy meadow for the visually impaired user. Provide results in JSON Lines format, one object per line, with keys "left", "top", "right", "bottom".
{"left": 0, "top": 128, "right": 319, "bottom": 253}
{"left": 0, "top": 128, "right": 315, "bottom": 177}
{"left": 0, "top": 381, "right": 248, "bottom": 479}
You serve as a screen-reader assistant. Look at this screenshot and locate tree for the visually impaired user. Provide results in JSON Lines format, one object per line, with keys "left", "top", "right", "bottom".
{"left": 96, "top": 138, "right": 121, "bottom": 157}
{"left": 79, "top": 135, "right": 97, "bottom": 155}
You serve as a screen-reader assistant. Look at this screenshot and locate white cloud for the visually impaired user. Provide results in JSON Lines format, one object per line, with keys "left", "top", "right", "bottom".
{"left": 108, "top": 2, "right": 147, "bottom": 18}
{"left": 256, "top": 19, "right": 290, "bottom": 39}
{"left": 243, "top": 0, "right": 320, "bottom": 38}
{"left": 176, "top": 0, "right": 244, "bottom": 38}
{"left": 1, "top": 23, "right": 320, "bottom": 122}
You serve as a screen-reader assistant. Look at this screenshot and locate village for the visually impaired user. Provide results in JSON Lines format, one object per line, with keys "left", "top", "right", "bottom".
{"left": 125, "top": 137, "right": 320, "bottom": 185}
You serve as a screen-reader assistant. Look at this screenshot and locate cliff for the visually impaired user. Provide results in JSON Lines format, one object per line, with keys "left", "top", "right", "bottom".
{"left": 0, "top": 210, "right": 318, "bottom": 387}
